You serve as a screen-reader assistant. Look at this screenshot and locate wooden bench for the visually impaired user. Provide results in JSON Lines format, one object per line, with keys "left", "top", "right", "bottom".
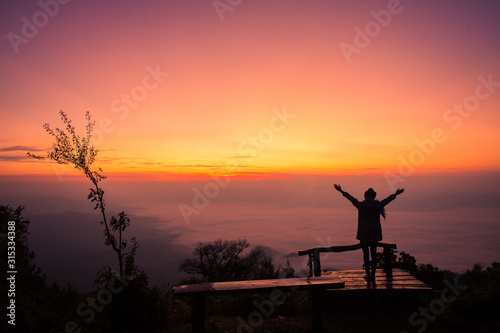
{"left": 298, "top": 242, "right": 398, "bottom": 277}
{"left": 173, "top": 275, "right": 345, "bottom": 333}
{"left": 173, "top": 243, "right": 433, "bottom": 332}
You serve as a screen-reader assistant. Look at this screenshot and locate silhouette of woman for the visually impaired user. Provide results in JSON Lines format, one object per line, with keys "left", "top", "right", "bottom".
{"left": 334, "top": 184, "right": 404, "bottom": 281}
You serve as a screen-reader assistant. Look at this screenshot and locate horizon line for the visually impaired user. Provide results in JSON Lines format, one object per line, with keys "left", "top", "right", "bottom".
{"left": 1, "top": 167, "right": 500, "bottom": 182}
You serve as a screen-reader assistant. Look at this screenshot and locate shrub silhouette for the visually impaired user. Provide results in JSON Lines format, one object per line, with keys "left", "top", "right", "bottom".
{"left": 179, "top": 238, "right": 283, "bottom": 282}
{"left": 0, "top": 205, "right": 79, "bottom": 332}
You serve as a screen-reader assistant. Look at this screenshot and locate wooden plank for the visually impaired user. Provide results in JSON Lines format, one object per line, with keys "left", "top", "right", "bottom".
{"left": 337, "top": 279, "right": 429, "bottom": 285}
{"left": 339, "top": 281, "right": 430, "bottom": 287}
{"left": 335, "top": 274, "right": 425, "bottom": 281}
{"left": 298, "top": 242, "right": 396, "bottom": 256}
{"left": 324, "top": 268, "right": 418, "bottom": 277}
{"left": 173, "top": 276, "right": 345, "bottom": 296}
{"left": 298, "top": 243, "right": 361, "bottom": 256}
{"left": 329, "top": 268, "right": 407, "bottom": 275}
{"left": 341, "top": 285, "right": 432, "bottom": 290}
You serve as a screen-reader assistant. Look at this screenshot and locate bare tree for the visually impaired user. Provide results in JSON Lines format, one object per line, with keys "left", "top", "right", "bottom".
{"left": 28, "top": 110, "right": 137, "bottom": 278}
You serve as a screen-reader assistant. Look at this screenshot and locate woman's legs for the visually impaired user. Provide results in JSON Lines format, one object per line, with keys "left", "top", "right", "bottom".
{"left": 361, "top": 242, "right": 370, "bottom": 277}
{"left": 362, "top": 242, "right": 377, "bottom": 279}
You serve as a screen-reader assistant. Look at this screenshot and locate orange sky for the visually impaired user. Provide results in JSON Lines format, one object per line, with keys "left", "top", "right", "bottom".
{"left": 1, "top": 0, "right": 500, "bottom": 180}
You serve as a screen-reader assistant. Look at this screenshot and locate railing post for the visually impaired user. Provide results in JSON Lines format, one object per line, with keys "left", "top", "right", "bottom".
{"left": 308, "top": 253, "right": 314, "bottom": 277}
{"left": 313, "top": 249, "right": 322, "bottom": 277}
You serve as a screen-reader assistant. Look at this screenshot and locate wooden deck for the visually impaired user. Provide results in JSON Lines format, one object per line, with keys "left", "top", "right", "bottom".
{"left": 173, "top": 268, "right": 432, "bottom": 296}
{"left": 322, "top": 268, "right": 433, "bottom": 292}
{"left": 173, "top": 268, "right": 433, "bottom": 332}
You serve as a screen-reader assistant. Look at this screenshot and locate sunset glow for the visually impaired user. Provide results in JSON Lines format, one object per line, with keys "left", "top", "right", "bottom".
{"left": 1, "top": 0, "right": 499, "bottom": 181}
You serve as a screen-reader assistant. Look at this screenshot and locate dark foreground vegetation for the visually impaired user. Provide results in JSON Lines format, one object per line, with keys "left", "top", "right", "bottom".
{"left": 1, "top": 204, "right": 500, "bottom": 333}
